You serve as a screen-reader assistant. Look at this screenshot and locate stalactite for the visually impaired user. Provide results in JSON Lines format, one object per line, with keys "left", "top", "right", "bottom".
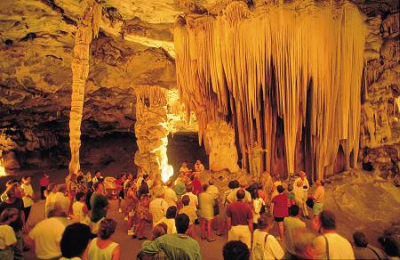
{"left": 68, "top": 0, "right": 102, "bottom": 174}
{"left": 174, "top": 0, "right": 366, "bottom": 179}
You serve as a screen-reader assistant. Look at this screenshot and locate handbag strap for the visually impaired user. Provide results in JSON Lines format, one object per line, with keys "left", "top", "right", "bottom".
{"left": 367, "top": 245, "right": 382, "bottom": 260}
{"left": 263, "top": 233, "right": 276, "bottom": 260}
{"left": 323, "top": 235, "right": 330, "bottom": 260}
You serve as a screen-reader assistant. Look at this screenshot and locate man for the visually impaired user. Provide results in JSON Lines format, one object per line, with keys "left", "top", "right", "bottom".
{"left": 227, "top": 178, "right": 252, "bottom": 204}
{"left": 179, "top": 162, "right": 191, "bottom": 173}
{"left": 52, "top": 184, "right": 70, "bottom": 217}
{"left": 313, "top": 210, "right": 355, "bottom": 259}
{"left": 60, "top": 223, "right": 91, "bottom": 260}
{"left": 294, "top": 171, "right": 310, "bottom": 219}
{"left": 39, "top": 174, "right": 50, "bottom": 200}
{"left": 141, "top": 213, "right": 202, "bottom": 260}
{"left": 164, "top": 181, "right": 178, "bottom": 206}
{"left": 223, "top": 241, "right": 250, "bottom": 260}
{"left": 0, "top": 186, "right": 25, "bottom": 260}
{"left": 90, "top": 182, "right": 109, "bottom": 234}
{"left": 309, "top": 179, "right": 325, "bottom": 218}
{"left": 226, "top": 189, "right": 253, "bottom": 248}
{"left": 149, "top": 188, "right": 168, "bottom": 226}
{"left": 194, "top": 160, "right": 205, "bottom": 172}
{"left": 182, "top": 184, "right": 198, "bottom": 210}
{"left": 247, "top": 141, "right": 267, "bottom": 179}
{"left": 92, "top": 170, "right": 103, "bottom": 184}
{"left": 27, "top": 205, "right": 70, "bottom": 260}
{"left": 353, "top": 231, "right": 387, "bottom": 260}
{"left": 284, "top": 205, "right": 306, "bottom": 257}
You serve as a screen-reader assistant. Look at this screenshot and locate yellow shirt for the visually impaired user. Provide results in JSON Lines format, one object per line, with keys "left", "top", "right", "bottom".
{"left": 179, "top": 206, "right": 197, "bottom": 225}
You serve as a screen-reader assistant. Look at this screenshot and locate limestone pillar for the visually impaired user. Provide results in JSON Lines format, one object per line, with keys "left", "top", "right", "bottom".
{"left": 68, "top": 1, "right": 102, "bottom": 174}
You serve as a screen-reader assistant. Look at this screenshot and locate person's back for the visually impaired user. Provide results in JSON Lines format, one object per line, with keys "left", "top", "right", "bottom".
{"left": 353, "top": 245, "right": 387, "bottom": 260}
{"left": 149, "top": 197, "right": 168, "bottom": 226}
{"left": 29, "top": 217, "right": 70, "bottom": 259}
{"left": 72, "top": 201, "right": 86, "bottom": 223}
{"left": 284, "top": 206, "right": 306, "bottom": 255}
{"left": 88, "top": 237, "right": 119, "bottom": 260}
{"left": 90, "top": 187, "right": 109, "bottom": 223}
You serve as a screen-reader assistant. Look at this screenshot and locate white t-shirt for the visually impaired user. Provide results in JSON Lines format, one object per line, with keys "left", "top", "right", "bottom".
{"left": 314, "top": 233, "right": 355, "bottom": 259}
{"left": 156, "top": 217, "right": 177, "bottom": 234}
{"left": 53, "top": 192, "right": 70, "bottom": 215}
{"left": 72, "top": 201, "right": 87, "bottom": 223}
{"left": 21, "top": 184, "right": 34, "bottom": 207}
{"left": 206, "top": 185, "right": 220, "bottom": 200}
{"left": 182, "top": 192, "right": 198, "bottom": 209}
{"left": 252, "top": 230, "right": 284, "bottom": 260}
{"left": 29, "top": 217, "right": 69, "bottom": 259}
{"left": 149, "top": 198, "right": 168, "bottom": 226}
{"left": 0, "top": 225, "right": 17, "bottom": 249}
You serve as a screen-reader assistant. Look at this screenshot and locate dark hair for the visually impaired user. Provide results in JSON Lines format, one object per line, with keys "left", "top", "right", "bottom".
{"left": 181, "top": 195, "right": 190, "bottom": 206}
{"left": 75, "top": 191, "right": 85, "bottom": 201}
{"left": 289, "top": 205, "right": 300, "bottom": 217}
{"left": 61, "top": 223, "right": 91, "bottom": 258}
{"left": 228, "top": 181, "right": 235, "bottom": 189}
{"left": 223, "top": 241, "right": 250, "bottom": 260}
{"left": 236, "top": 189, "right": 245, "bottom": 200}
{"left": 138, "top": 183, "right": 149, "bottom": 197}
{"left": 98, "top": 218, "right": 117, "bottom": 240}
{"left": 320, "top": 210, "right": 336, "bottom": 230}
{"left": 22, "top": 175, "right": 31, "bottom": 181}
{"left": 231, "top": 180, "right": 240, "bottom": 189}
{"left": 250, "top": 188, "right": 258, "bottom": 200}
{"left": 175, "top": 213, "right": 190, "bottom": 234}
{"left": 353, "top": 231, "right": 368, "bottom": 247}
{"left": 277, "top": 185, "right": 284, "bottom": 193}
{"left": 95, "top": 170, "right": 101, "bottom": 175}
{"left": 257, "top": 213, "right": 274, "bottom": 230}
{"left": 202, "top": 184, "right": 208, "bottom": 192}
{"left": 142, "top": 174, "right": 149, "bottom": 181}
{"left": 166, "top": 206, "right": 177, "bottom": 219}
{"left": 93, "top": 182, "right": 102, "bottom": 191}
{"left": 186, "top": 184, "right": 193, "bottom": 193}
{"left": 77, "top": 175, "right": 84, "bottom": 183}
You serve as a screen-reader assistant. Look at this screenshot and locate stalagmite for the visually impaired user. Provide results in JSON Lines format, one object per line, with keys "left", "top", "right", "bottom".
{"left": 134, "top": 86, "right": 173, "bottom": 182}
{"left": 68, "top": 0, "right": 102, "bottom": 174}
{"left": 174, "top": 0, "right": 367, "bottom": 179}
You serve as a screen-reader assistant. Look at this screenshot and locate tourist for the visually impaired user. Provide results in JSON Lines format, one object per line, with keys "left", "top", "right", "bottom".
{"left": 164, "top": 180, "right": 178, "bottom": 206}
{"left": 85, "top": 182, "right": 94, "bottom": 211}
{"left": 190, "top": 174, "right": 201, "bottom": 196}
{"left": 0, "top": 186, "right": 25, "bottom": 260}
{"left": 353, "top": 231, "right": 387, "bottom": 259}
{"left": 247, "top": 141, "right": 267, "bottom": 180}
{"left": 149, "top": 187, "right": 168, "bottom": 227}
{"left": 250, "top": 187, "right": 264, "bottom": 229}
{"left": 136, "top": 223, "right": 168, "bottom": 259}
{"left": 67, "top": 174, "right": 79, "bottom": 214}
{"left": 292, "top": 227, "right": 320, "bottom": 259}
{"left": 194, "top": 160, "right": 205, "bottom": 172}
{"left": 227, "top": 177, "right": 252, "bottom": 203}
{"left": 21, "top": 175, "right": 34, "bottom": 223}
{"left": 179, "top": 195, "right": 197, "bottom": 237}
{"left": 125, "top": 181, "right": 138, "bottom": 235}
{"left": 293, "top": 179, "right": 307, "bottom": 219}
{"left": 287, "top": 184, "right": 296, "bottom": 207}
{"left": 226, "top": 189, "right": 253, "bottom": 248}
{"left": 217, "top": 180, "right": 239, "bottom": 236}
{"left": 309, "top": 179, "right": 325, "bottom": 218}
{"left": 27, "top": 205, "right": 70, "bottom": 260}
{"left": 90, "top": 182, "right": 109, "bottom": 234}
{"left": 198, "top": 184, "right": 216, "bottom": 242}
{"left": 85, "top": 218, "right": 121, "bottom": 260}
{"left": 179, "top": 162, "right": 191, "bottom": 173}
{"left": 72, "top": 191, "right": 89, "bottom": 224}
{"left": 92, "top": 170, "right": 103, "bottom": 184}
{"left": 174, "top": 173, "right": 188, "bottom": 198}
{"left": 252, "top": 213, "right": 284, "bottom": 259}
{"left": 378, "top": 228, "right": 400, "bottom": 259}
{"left": 39, "top": 174, "right": 50, "bottom": 200}
{"left": 284, "top": 205, "right": 306, "bottom": 257}
{"left": 133, "top": 185, "right": 151, "bottom": 240}
{"left": 53, "top": 184, "right": 70, "bottom": 217}
{"left": 0, "top": 208, "right": 18, "bottom": 260}
{"left": 60, "top": 223, "right": 91, "bottom": 260}
{"left": 260, "top": 171, "right": 274, "bottom": 198}
{"left": 44, "top": 183, "right": 57, "bottom": 218}
{"left": 182, "top": 184, "right": 198, "bottom": 210}
{"left": 223, "top": 240, "right": 250, "bottom": 260}
{"left": 257, "top": 183, "right": 267, "bottom": 204}
{"left": 76, "top": 175, "right": 88, "bottom": 194}
{"left": 271, "top": 185, "right": 288, "bottom": 241}
{"left": 156, "top": 206, "right": 177, "bottom": 234}
{"left": 141, "top": 213, "right": 202, "bottom": 259}
{"left": 294, "top": 171, "right": 310, "bottom": 219}
{"left": 313, "top": 210, "right": 355, "bottom": 259}
{"left": 136, "top": 174, "right": 149, "bottom": 193}
{"left": 114, "top": 173, "right": 126, "bottom": 213}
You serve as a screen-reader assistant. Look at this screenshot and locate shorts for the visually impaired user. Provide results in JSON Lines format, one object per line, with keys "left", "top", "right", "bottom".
{"left": 313, "top": 202, "right": 324, "bottom": 215}
{"left": 118, "top": 190, "right": 125, "bottom": 199}
{"left": 274, "top": 217, "right": 284, "bottom": 222}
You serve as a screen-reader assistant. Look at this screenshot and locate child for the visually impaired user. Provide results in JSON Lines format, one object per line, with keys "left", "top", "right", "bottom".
{"left": 72, "top": 192, "right": 89, "bottom": 224}
{"left": 179, "top": 195, "right": 197, "bottom": 238}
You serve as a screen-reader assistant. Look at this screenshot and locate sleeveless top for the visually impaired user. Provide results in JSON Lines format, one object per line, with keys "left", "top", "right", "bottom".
{"left": 88, "top": 238, "right": 119, "bottom": 260}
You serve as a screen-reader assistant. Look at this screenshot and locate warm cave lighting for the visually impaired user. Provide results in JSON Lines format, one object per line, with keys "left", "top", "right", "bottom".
{"left": 0, "top": 161, "right": 6, "bottom": 177}
{"left": 161, "top": 164, "right": 174, "bottom": 183}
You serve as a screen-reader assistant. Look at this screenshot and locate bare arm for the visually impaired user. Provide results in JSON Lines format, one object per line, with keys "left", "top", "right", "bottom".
{"left": 248, "top": 219, "right": 253, "bottom": 233}
{"left": 82, "top": 241, "right": 91, "bottom": 260}
{"left": 112, "top": 245, "right": 121, "bottom": 260}
{"left": 226, "top": 217, "right": 232, "bottom": 231}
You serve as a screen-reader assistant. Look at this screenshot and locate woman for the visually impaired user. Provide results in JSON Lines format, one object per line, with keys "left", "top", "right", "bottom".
{"left": 85, "top": 218, "right": 120, "bottom": 260}
{"left": 198, "top": 184, "right": 215, "bottom": 242}
{"left": 134, "top": 185, "right": 151, "bottom": 240}
{"left": 0, "top": 208, "right": 18, "bottom": 260}
{"left": 250, "top": 187, "right": 265, "bottom": 229}
{"left": 252, "top": 213, "right": 284, "bottom": 260}
{"left": 155, "top": 206, "right": 177, "bottom": 235}
{"left": 271, "top": 185, "right": 288, "bottom": 242}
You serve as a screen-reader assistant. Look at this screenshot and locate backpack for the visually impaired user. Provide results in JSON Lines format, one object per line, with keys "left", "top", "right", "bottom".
{"left": 252, "top": 232, "right": 271, "bottom": 260}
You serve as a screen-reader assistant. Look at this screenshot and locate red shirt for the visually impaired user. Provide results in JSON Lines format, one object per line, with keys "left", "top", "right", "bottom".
{"left": 39, "top": 176, "right": 49, "bottom": 187}
{"left": 272, "top": 193, "right": 289, "bottom": 218}
{"left": 226, "top": 201, "right": 253, "bottom": 226}
{"left": 114, "top": 179, "right": 123, "bottom": 191}
{"left": 192, "top": 179, "right": 202, "bottom": 196}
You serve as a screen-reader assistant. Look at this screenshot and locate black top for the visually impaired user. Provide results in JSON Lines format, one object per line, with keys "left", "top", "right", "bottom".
{"left": 0, "top": 198, "right": 24, "bottom": 231}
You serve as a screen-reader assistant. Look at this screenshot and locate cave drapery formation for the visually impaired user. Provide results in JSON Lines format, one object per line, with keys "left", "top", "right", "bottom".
{"left": 68, "top": 0, "right": 103, "bottom": 174}
{"left": 134, "top": 86, "right": 173, "bottom": 182}
{"left": 174, "top": 0, "right": 367, "bottom": 180}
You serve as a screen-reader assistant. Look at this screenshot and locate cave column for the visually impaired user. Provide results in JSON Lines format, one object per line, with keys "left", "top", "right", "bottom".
{"left": 68, "top": 0, "right": 102, "bottom": 174}
{"left": 134, "top": 86, "right": 172, "bottom": 181}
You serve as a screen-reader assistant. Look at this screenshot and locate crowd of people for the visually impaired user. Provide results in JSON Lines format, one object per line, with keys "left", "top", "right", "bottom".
{"left": 0, "top": 160, "right": 399, "bottom": 260}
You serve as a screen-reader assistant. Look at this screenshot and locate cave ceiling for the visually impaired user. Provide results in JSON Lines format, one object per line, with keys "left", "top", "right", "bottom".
{"left": 0, "top": 0, "right": 398, "bottom": 142}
